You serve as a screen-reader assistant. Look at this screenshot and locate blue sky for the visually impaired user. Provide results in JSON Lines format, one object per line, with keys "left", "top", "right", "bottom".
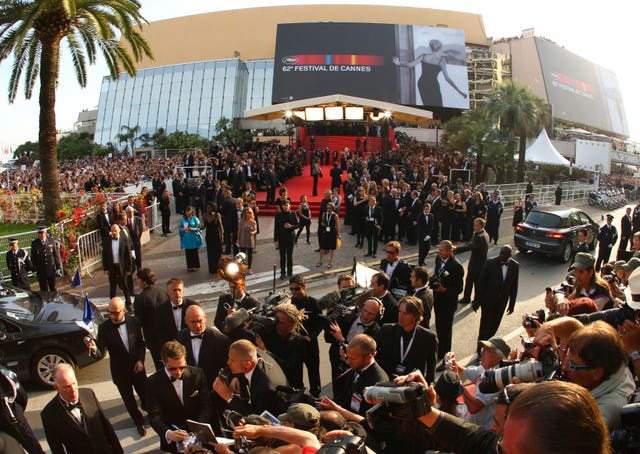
{"left": 0, "top": 0, "right": 636, "bottom": 149}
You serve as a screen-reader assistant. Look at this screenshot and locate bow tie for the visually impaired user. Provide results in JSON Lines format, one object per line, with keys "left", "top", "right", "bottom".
{"left": 113, "top": 320, "right": 126, "bottom": 326}
{"left": 111, "top": 237, "right": 119, "bottom": 241}
{"left": 66, "top": 402, "right": 82, "bottom": 411}
{"left": 172, "top": 304, "right": 182, "bottom": 310}
{"left": 358, "top": 322, "right": 371, "bottom": 328}
{"left": 190, "top": 334, "right": 203, "bottom": 339}
{"left": 170, "top": 376, "right": 183, "bottom": 382}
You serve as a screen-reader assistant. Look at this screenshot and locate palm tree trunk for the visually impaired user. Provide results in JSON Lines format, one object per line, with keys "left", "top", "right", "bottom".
{"left": 517, "top": 134, "right": 527, "bottom": 183}
{"left": 39, "top": 38, "right": 62, "bottom": 223}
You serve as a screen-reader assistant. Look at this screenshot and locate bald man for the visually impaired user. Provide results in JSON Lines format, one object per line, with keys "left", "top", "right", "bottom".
{"left": 176, "top": 304, "right": 230, "bottom": 388}
{"left": 87, "top": 297, "right": 147, "bottom": 436}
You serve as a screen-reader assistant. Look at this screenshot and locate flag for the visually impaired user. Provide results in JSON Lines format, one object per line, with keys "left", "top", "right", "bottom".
{"left": 82, "top": 295, "right": 94, "bottom": 325}
{"left": 70, "top": 269, "right": 82, "bottom": 289}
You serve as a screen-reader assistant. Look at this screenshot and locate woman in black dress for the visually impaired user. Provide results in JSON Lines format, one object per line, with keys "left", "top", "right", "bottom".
{"left": 204, "top": 202, "right": 223, "bottom": 277}
{"left": 353, "top": 187, "right": 368, "bottom": 247}
{"left": 452, "top": 192, "right": 466, "bottom": 242}
{"left": 296, "top": 195, "right": 312, "bottom": 244}
{"left": 317, "top": 202, "right": 340, "bottom": 268}
{"left": 513, "top": 197, "right": 525, "bottom": 231}
{"left": 159, "top": 189, "right": 172, "bottom": 235}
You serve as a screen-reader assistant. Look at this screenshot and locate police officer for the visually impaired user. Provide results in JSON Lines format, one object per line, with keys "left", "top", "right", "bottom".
{"left": 5, "top": 238, "right": 32, "bottom": 290}
{"left": 596, "top": 214, "right": 619, "bottom": 271}
{"left": 30, "top": 227, "right": 62, "bottom": 292}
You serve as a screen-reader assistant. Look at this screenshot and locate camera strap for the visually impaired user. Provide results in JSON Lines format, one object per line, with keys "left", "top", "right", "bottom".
{"left": 400, "top": 328, "right": 417, "bottom": 363}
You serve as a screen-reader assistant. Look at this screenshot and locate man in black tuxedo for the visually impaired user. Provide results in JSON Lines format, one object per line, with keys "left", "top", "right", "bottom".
{"left": 381, "top": 189, "right": 400, "bottom": 242}
{"left": 375, "top": 296, "right": 438, "bottom": 383}
{"left": 213, "top": 279, "right": 261, "bottom": 333}
{"left": 369, "top": 272, "right": 399, "bottom": 325}
{"left": 147, "top": 341, "right": 211, "bottom": 453}
{"left": 262, "top": 164, "right": 278, "bottom": 205}
{"left": 157, "top": 277, "right": 198, "bottom": 346}
{"left": 417, "top": 202, "right": 434, "bottom": 266}
{"left": 212, "top": 339, "right": 288, "bottom": 416}
{"left": 406, "top": 190, "right": 422, "bottom": 244}
{"left": 134, "top": 267, "right": 169, "bottom": 370}
{"left": 318, "top": 334, "right": 389, "bottom": 423}
{"left": 596, "top": 214, "right": 618, "bottom": 271}
{"left": 430, "top": 189, "right": 443, "bottom": 245}
{"left": 364, "top": 196, "right": 383, "bottom": 258}
{"left": 30, "top": 226, "right": 61, "bottom": 293}
{"left": 456, "top": 218, "right": 490, "bottom": 306}
{"left": 190, "top": 177, "right": 206, "bottom": 217}
{"left": 379, "top": 241, "right": 413, "bottom": 299}
{"left": 6, "top": 238, "right": 32, "bottom": 291}
{"left": 41, "top": 364, "right": 122, "bottom": 454}
{"left": 183, "top": 150, "right": 195, "bottom": 178}
{"left": 475, "top": 246, "right": 519, "bottom": 351}
{"left": 102, "top": 224, "right": 133, "bottom": 310}
{"left": 221, "top": 189, "right": 238, "bottom": 255}
{"left": 620, "top": 207, "right": 633, "bottom": 258}
{"left": 324, "top": 298, "right": 383, "bottom": 386}
{"left": 96, "top": 202, "right": 112, "bottom": 240}
{"left": 87, "top": 297, "right": 147, "bottom": 436}
{"left": 568, "top": 228, "right": 590, "bottom": 271}
{"left": 124, "top": 205, "right": 145, "bottom": 271}
{"left": 177, "top": 305, "right": 230, "bottom": 388}
{"left": 431, "top": 240, "right": 464, "bottom": 367}
{"left": 411, "top": 266, "right": 434, "bottom": 329}
{"left": 172, "top": 173, "right": 185, "bottom": 215}
{"left": 274, "top": 200, "right": 299, "bottom": 279}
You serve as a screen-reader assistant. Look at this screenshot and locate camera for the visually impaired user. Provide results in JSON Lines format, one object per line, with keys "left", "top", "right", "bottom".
{"left": 218, "top": 366, "right": 232, "bottom": 385}
{"left": 478, "top": 346, "right": 561, "bottom": 394}
{"left": 610, "top": 390, "right": 640, "bottom": 454}
{"left": 222, "top": 409, "right": 244, "bottom": 429}
{"left": 364, "top": 382, "right": 431, "bottom": 430}
{"left": 316, "top": 436, "right": 367, "bottom": 454}
{"left": 523, "top": 309, "right": 547, "bottom": 328}
{"left": 428, "top": 277, "right": 441, "bottom": 290}
{"left": 321, "top": 302, "right": 359, "bottom": 328}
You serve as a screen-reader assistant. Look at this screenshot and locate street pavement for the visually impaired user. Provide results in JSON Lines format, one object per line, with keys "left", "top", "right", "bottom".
{"left": 22, "top": 201, "right": 629, "bottom": 453}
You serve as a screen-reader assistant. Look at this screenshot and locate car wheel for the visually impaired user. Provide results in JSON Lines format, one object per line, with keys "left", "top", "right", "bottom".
{"left": 30, "top": 349, "right": 74, "bottom": 388}
{"left": 517, "top": 247, "right": 528, "bottom": 254}
{"left": 560, "top": 242, "right": 573, "bottom": 263}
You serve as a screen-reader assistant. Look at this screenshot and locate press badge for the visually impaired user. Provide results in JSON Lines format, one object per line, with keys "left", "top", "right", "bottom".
{"left": 395, "top": 364, "right": 407, "bottom": 375}
{"left": 326, "top": 226, "right": 331, "bottom": 232}
{"left": 350, "top": 392, "right": 362, "bottom": 411}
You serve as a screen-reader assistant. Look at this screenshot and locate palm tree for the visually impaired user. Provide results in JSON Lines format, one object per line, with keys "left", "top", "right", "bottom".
{"left": 485, "top": 80, "right": 550, "bottom": 182}
{"left": 116, "top": 124, "right": 140, "bottom": 155}
{"left": 0, "top": 1, "right": 153, "bottom": 222}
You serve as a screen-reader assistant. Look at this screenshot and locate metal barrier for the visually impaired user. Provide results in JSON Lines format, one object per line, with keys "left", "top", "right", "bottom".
{"left": 77, "top": 229, "right": 103, "bottom": 278}
{"left": 485, "top": 182, "right": 595, "bottom": 207}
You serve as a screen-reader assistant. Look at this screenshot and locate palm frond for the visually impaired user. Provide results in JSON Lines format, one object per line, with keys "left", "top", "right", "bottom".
{"left": 65, "top": 30, "right": 87, "bottom": 87}
{"left": 23, "top": 35, "right": 41, "bottom": 99}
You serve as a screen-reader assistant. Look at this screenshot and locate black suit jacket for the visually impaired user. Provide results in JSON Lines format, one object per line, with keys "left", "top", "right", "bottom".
{"left": 221, "top": 197, "right": 238, "bottom": 230}
{"left": 176, "top": 327, "right": 230, "bottom": 387}
{"left": 433, "top": 256, "right": 464, "bottom": 301}
{"left": 417, "top": 212, "right": 434, "bottom": 242}
{"left": 227, "top": 352, "right": 289, "bottom": 416}
{"left": 147, "top": 366, "right": 211, "bottom": 453}
{"left": 274, "top": 210, "right": 299, "bottom": 244}
{"left": 30, "top": 236, "right": 61, "bottom": 277}
{"left": 622, "top": 215, "right": 633, "bottom": 238}
{"left": 125, "top": 215, "right": 145, "bottom": 245}
{"left": 214, "top": 293, "right": 261, "bottom": 332}
{"left": 379, "top": 259, "right": 413, "bottom": 295}
{"left": 157, "top": 299, "right": 198, "bottom": 346}
{"left": 455, "top": 229, "right": 490, "bottom": 272}
{"left": 41, "top": 388, "right": 122, "bottom": 454}
{"left": 101, "top": 235, "right": 134, "bottom": 275}
{"left": 364, "top": 204, "right": 383, "bottom": 230}
{"left": 93, "top": 316, "right": 145, "bottom": 386}
{"left": 96, "top": 211, "right": 112, "bottom": 238}
{"left": 324, "top": 316, "right": 381, "bottom": 370}
{"left": 134, "top": 285, "right": 170, "bottom": 353}
{"left": 414, "top": 287, "right": 434, "bottom": 327}
{"left": 333, "top": 361, "right": 389, "bottom": 416}
{"left": 476, "top": 257, "right": 519, "bottom": 312}
{"left": 375, "top": 323, "right": 438, "bottom": 383}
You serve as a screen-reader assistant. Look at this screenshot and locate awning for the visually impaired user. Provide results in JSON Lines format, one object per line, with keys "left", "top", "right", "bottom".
{"left": 244, "top": 94, "right": 433, "bottom": 125}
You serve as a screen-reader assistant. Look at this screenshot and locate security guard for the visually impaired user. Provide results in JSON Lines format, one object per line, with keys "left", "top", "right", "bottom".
{"left": 596, "top": 214, "right": 619, "bottom": 272}
{"left": 30, "top": 227, "right": 62, "bottom": 292}
{"left": 5, "top": 238, "right": 32, "bottom": 291}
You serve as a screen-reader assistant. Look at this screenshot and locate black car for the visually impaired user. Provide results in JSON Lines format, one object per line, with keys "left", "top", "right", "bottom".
{"left": 0, "top": 284, "right": 105, "bottom": 387}
{"left": 514, "top": 207, "right": 599, "bottom": 262}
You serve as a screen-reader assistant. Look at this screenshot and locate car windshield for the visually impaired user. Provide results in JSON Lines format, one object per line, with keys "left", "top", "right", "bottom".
{"left": 525, "top": 212, "right": 562, "bottom": 228}
{"left": 0, "top": 287, "right": 41, "bottom": 321}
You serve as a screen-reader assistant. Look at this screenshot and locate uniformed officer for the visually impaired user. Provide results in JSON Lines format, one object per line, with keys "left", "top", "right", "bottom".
{"left": 596, "top": 214, "right": 619, "bottom": 272}
{"left": 5, "top": 238, "right": 32, "bottom": 291}
{"left": 30, "top": 227, "right": 62, "bottom": 292}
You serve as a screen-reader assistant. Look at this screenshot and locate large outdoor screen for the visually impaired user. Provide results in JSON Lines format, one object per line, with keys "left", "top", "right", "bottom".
{"left": 535, "top": 37, "right": 629, "bottom": 136}
{"left": 272, "top": 22, "right": 469, "bottom": 110}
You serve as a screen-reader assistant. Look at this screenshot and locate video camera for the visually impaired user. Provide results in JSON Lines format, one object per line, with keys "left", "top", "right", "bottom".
{"left": 317, "top": 436, "right": 367, "bottom": 454}
{"left": 221, "top": 410, "right": 256, "bottom": 454}
{"left": 610, "top": 390, "right": 640, "bottom": 454}
{"left": 523, "top": 309, "right": 547, "bottom": 329}
{"left": 364, "top": 382, "right": 431, "bottom": 430}
{"left": 478, "top": 345, "right": 561, "bottom": 394}
{"left": 223, "top": 292, "right": 290, "bottom": 339}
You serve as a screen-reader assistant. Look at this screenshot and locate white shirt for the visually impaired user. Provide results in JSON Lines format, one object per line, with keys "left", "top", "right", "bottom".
{"left": 385, "top": 259, "right": 399, "bottom": 278}
{"left": 171, "top": 301, "right": 183, "bottom": 331}
{"left": 60, "top": 396, "right": 82, "bottom": 422}
{"left": 111, "top": 237, "right": 119, "bottom": 264}
{"left": 346, "top": 315, "right": 370, "bottom": 342}
{"left": 190, "top": 333, "right": 203, "bottom": 364}
{"left": 165, "top": 368, "right": 183, "bottom": 404}
{"left": 117, "top": 321, "right": 129, "bottom": 352}
{"left": 501, "top": 264, "right": 508, "bottom": 281}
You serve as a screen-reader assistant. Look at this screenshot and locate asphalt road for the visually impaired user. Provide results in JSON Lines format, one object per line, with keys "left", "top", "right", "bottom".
{"left": 21, "top": 200, "right": 629, "bottom": 453}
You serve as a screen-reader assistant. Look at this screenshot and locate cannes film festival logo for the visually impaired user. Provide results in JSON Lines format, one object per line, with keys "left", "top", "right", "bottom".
{"left": 282, "top": 56, "right": 298, "bottom": 65}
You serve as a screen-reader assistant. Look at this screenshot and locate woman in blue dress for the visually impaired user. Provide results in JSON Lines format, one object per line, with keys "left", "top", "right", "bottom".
{"left": 179, "top": 205, "right": 202, "bottom": 271}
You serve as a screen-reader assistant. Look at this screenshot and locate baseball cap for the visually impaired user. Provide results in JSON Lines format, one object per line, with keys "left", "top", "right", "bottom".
{"left": 623, "top": 258, "right": 640, "bottom": 271}
{"left": 479, "top": 337, "right": 511, "bottom": 358}
{"left": 569, "top": 253, "right": 595, "bottom": 270}
{"left": 278, "top": 403, "right": 320, "bottom": 429}
{"left": 614, "top": 260, "right": 627, "bottom": 272}
{"left": 625, "top": 268, "right": 640, "bottom": 310}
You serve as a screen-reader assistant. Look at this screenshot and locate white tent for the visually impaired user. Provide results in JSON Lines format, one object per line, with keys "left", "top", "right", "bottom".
{"left": 525, "top": 129, "right": 570, "bottom": 166}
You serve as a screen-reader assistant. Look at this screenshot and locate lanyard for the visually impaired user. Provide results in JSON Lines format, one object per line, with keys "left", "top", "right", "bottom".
{"left": 400, "top": 327, "right": 417, "bottom": 363}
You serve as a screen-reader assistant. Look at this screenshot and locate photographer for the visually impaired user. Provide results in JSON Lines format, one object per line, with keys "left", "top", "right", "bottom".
{"left": 561, "top": 252, "right": 615, "bottom": 311}
{"left": 214, "top": 279, "right": 261, "bottom": 334}
{"left": 317, "top": 274, "right": 356, "bottom": 312}
{"left": 370, "top": 272, "right": 399, "bottom": 325}
{"left": 325, "top": 298, "right": 383, "bottom": 384}
{"left": 446, "top": 337, "right": 510, "bottom": 430}
{"left": 395, "top": 371, "right": 610, "bottom": 454}
{"left": 255, "top": 303, "right": 308, "bottom": 390}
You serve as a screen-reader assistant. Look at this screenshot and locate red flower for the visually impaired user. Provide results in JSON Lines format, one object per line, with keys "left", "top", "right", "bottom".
{"left": 56, "top": 211, "right": 66, "bottom": 219}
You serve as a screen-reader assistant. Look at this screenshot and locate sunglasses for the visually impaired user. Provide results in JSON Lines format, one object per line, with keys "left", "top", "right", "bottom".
{"left": 167, "top": 365, "right": 187, "bottom": 372}
{"left": 108, "top": 310, "right": 123, "bottom": 315}
{"left": 289, "top": 287, "right": 301, "bottom": 291}
{"left": 386, "top": 250, "right": 396, "bottom": 254}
